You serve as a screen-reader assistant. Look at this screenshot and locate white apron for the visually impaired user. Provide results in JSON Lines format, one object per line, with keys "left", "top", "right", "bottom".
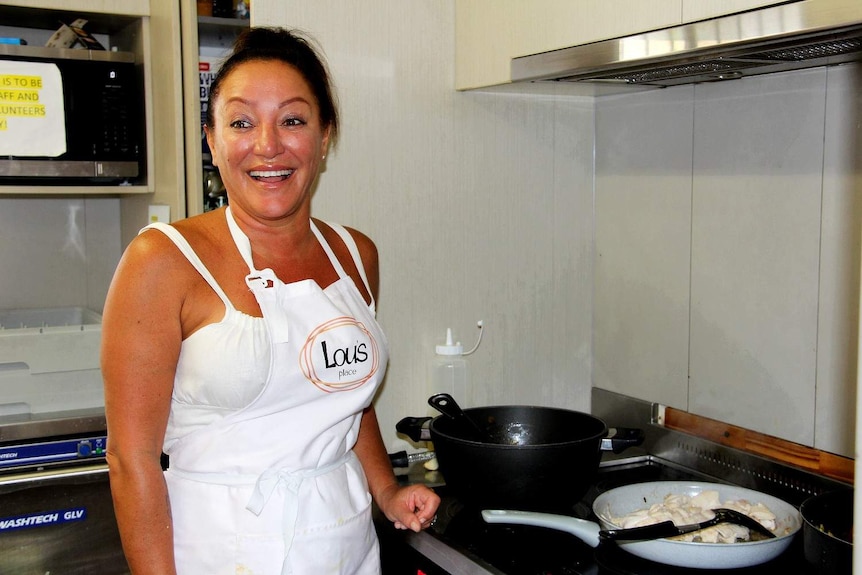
{"left": 145, "top": 208, "right": 389, "bottom": 575}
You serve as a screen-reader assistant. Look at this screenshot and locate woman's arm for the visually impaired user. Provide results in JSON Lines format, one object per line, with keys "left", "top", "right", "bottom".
{"left": 345, "top": 228, "right": 440, "bottom": 530}
{"left": 102, "top": 231, "right": 184, "bottom": 574}
{"left": 354, "top": 406, "right": 440, "bottom": 531}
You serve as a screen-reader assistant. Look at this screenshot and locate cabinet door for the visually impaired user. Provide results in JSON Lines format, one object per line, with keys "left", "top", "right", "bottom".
{"left": 682, "top": 0, "right": 794, "bottom": 22}
{"left": 455, "top": 0, "right": 682, "bottom": 90}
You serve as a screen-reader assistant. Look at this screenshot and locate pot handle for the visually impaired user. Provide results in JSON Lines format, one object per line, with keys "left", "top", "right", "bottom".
{"left": 601, "top": 427, "right": 645, "bottom": 454}
{"left": 396, "top": 416, "right": 433, "bottom": 442}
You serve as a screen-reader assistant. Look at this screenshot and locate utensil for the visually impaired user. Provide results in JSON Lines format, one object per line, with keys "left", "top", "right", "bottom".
{"left": 600, "top": 508, "right": 776, "bottom": 541}
{"left": 427, "top": 393, "right": 490, "bottom": 442}
{"left": 396, "top": 402, "right": 643, "bottom": 512}
{"left": 484, "top": 481, "right": 801, "bottom": 569}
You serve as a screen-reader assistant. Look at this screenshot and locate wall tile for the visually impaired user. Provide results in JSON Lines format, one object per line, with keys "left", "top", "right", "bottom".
{"left": 816, "top": 62, "right": 861, "bottom": 454}
{"left": 689, "top": 69, "right": 826, "bottom": 445}
{"left": 594, "top": 86, "right": 694, "bottom": 409}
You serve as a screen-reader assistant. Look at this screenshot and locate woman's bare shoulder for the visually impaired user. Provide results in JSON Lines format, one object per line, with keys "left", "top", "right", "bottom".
{"left": 315, "top": 220, "right": 377, "bottom": 261}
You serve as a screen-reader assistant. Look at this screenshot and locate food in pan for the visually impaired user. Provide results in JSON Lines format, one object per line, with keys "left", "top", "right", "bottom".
{"left": 610, "top": 489, "right": 777, "bottom": 543}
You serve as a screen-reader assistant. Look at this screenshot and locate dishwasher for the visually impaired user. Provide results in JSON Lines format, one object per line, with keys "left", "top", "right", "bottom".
{"left": 0, "top": 307, "right": 127, "bottom": 573}
{"left": 0, "top": 409, "right": 127, "bottom": 574}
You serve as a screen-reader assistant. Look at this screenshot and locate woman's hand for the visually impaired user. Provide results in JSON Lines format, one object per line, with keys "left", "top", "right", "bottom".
{"left": 376, "top": 483, "right": 441, "bottom": 532}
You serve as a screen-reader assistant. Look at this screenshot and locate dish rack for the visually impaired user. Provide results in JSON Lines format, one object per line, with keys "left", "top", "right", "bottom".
{"left": 0, "top": 307, "right": 103, "bottom": 416}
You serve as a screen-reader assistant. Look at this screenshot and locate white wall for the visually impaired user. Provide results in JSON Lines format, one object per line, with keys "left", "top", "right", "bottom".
{"left": 0, "top": 197, "right": 122, "bottom": 313}
{"left": 253, "top": 1, "right": 596, "bottom": 451}
{"left": 594, "top": 63, "right": 862, "bottom": 456}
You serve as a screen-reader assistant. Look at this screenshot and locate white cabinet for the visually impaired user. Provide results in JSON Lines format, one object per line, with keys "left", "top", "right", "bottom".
{"left": 455, "top": 0, "right": 793, "bottom": 90}
{"left": 455, "top": 0, "right": 681, "bottom": 90}
{"left": 682, "top": 0, "right": 793, "bottom": 22}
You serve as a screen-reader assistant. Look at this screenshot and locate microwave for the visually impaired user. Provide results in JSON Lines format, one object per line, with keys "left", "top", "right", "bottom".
{"left": 0, "top": 45, "right": 144, "bottom": 184}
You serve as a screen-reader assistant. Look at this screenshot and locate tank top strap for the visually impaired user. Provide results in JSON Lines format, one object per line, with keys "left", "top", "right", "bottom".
{"left": 312, "top": 220, "right": 376, "bottom": 310}
{"left": 141, "top": 222, "right": 234, "bottom": 310}
{"left": 225, "top": 207, "right": 256, "bottom": 272}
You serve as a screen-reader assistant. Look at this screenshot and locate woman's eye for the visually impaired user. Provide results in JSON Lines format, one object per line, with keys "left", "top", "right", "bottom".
{"left": 283, "top": 117, "right": 305, "bottom": 127}
{"left": 230, "top": 119, "right": 252, "bottom": 129}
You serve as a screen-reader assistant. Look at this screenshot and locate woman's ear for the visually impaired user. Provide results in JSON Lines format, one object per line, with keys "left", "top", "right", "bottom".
{"left": 204, "top": 124, "right": 218, "bottom": 167}
{"left": 321, "top": 125, "right": 332, "bottom": 161}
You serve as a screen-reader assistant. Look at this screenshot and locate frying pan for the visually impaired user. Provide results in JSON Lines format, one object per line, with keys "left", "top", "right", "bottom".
{"left": 483, "top": 481, "right": 801, "bottom": 569}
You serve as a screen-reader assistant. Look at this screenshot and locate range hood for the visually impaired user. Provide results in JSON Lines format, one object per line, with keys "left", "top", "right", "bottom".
{"left": 512, "top": 0, "right": 862, "bottom": 89}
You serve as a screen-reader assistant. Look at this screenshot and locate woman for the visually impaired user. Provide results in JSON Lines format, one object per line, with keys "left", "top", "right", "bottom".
{"left": 102, "top": 27, "right": 439, "bottom": 575}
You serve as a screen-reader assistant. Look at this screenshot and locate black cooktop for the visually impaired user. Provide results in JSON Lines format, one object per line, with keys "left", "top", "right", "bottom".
{"left": 424, "top": 458, "right": 813, "bottom": 575}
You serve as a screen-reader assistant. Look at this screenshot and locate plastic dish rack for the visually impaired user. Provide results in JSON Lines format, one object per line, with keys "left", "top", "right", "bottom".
{"left": 0, "top": 307, "right": 103, "bottom": 416}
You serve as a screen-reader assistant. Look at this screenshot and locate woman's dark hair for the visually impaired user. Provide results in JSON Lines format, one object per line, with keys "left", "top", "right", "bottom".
{"left": 205, "top": 27, "right": 339, "bottom": 144}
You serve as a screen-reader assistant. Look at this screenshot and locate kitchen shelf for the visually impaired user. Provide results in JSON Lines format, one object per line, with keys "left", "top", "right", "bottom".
{"left": 181, "top": 8, "right": 249, "bottom": 216}
{"left": 0, "top": 5, "right": 143, "bottom": 33}
{"left": 0, "top": 185, "right": 149, "bottom": 196}
{"left": 198, "top": 15, "right": 248, "bottom": 44}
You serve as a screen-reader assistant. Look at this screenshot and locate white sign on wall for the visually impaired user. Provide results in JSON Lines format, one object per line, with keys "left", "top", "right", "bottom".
{"left": 0, "top": 60, "right": 66, "bottom": 157}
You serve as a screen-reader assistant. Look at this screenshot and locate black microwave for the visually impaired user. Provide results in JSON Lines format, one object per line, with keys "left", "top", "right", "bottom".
{"left": 0, "top": 45, "right": 144, "bottom": 185}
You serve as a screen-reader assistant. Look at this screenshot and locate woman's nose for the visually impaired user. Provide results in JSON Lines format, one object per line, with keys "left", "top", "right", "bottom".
{"left": 255, "top": 124, "right": 283, "bottom": 158}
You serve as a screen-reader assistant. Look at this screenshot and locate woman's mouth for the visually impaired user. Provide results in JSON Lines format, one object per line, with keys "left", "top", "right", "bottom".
{"left": 249, "top": 169, "right": 294, "bottom": 182}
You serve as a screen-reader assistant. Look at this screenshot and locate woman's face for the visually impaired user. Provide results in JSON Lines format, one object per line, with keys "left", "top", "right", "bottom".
{"left": 205, "top": 59, "right": 330, "bottom": 221}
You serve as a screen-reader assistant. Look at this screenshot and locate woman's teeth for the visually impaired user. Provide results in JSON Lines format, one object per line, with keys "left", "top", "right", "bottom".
{"left": 249, "top": 169, "right": 294, "bottom": 180}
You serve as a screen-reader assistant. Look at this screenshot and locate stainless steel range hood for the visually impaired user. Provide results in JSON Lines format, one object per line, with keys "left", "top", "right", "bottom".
{"left": 512, "top": 0, "right": 862, "bottom": 89}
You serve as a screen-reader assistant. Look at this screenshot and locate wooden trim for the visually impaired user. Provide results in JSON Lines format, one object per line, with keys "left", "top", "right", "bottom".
{"left": 663, "top": 407, "right": 854, "bottom": 485}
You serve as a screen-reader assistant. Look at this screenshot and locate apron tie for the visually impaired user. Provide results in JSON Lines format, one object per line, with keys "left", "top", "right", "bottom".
{"left": 246, "top": 451, "right": 356, "bottom": 575}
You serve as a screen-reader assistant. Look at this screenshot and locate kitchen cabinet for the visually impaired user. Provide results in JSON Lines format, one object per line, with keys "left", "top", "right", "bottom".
{"left": 455, "top": 0, "right": 681, "bottom": 90}
{"left": 682, "top": 0, "right": 795, "bottom": 22}
{"left": 0, "top": 0, "right": 186, "bottom": 241}
{"left": 455, "top": 0, "right": 793, "bottom": 90}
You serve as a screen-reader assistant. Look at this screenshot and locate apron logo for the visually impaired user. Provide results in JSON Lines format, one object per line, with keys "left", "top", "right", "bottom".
{"left": 300, "top": 316, "right": 379, "bottom": 392}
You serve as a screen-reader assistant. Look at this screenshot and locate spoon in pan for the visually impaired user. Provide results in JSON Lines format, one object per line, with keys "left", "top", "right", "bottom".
{"left": 428, "top": 393, "right": 493, "bottom": 442}
{"left": 600, "top": 508, "right": 776, "bottom": 541}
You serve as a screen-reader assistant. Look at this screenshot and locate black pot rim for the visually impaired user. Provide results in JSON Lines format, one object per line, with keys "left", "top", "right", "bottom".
{"left": 429, "top": 404, "right": 608, "bottom": 447}
{"left": 800, "top": 489, "right": 854, "bottom": 546}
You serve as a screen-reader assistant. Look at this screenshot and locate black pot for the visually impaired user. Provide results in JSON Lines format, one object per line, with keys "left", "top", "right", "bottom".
{"left": 801, "top": 488, "right": 853, "bottom": 574}
{"left": 397, "top": 404, "right": 643, "bottom": 512}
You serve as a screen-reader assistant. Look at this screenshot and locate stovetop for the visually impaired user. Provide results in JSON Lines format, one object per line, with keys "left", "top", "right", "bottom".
{"left": 380, "top": 389, "right": 851, "bottom": 575}
{"left": 421, "top": 456, "right": 811, "bottom": 575}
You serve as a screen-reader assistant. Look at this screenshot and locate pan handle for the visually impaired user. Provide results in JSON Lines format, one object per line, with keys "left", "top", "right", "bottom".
{"left": 396, "top": 416, "right": 433, "bottom": 442}
{"left": 601, "top": 427, "right": 645, "bottom": 454}
{"left": 482, "top": 509, "right": 601, "bottom": 548}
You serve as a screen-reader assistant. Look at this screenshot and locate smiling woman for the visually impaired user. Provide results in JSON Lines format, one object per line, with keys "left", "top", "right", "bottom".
{"left": 204, "top": 59, "right": 329, "bottom": 222}
{"left": 100, "top": 27, "right": 439, "bottom": 575}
